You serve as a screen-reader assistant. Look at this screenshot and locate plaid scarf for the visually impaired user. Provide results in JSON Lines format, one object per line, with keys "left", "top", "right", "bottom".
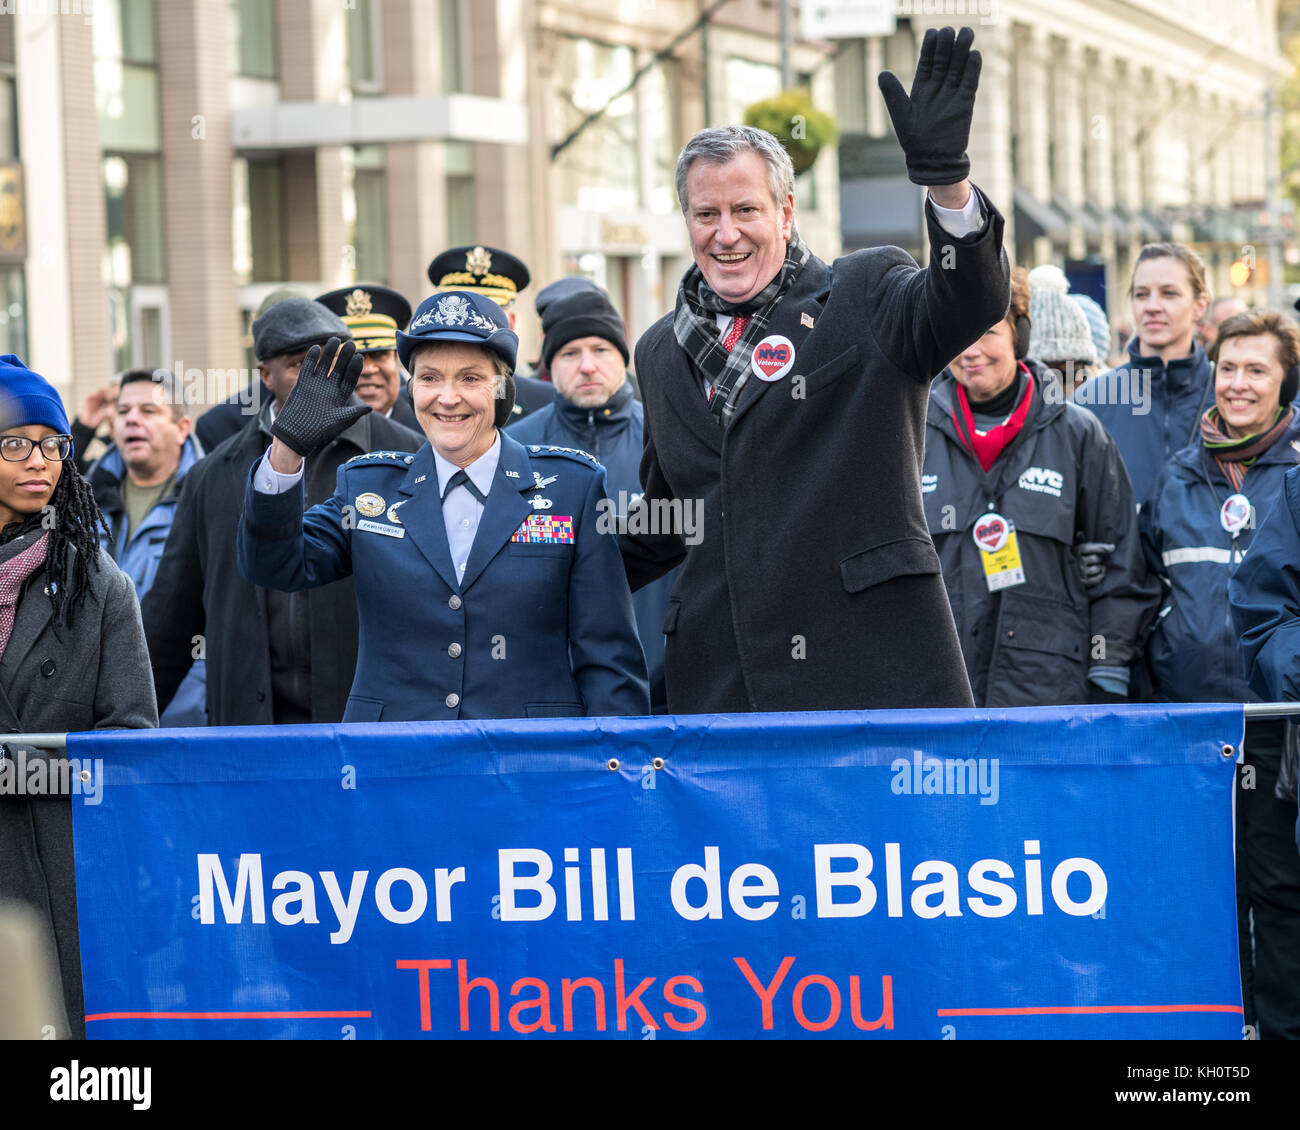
{"left": 1200, "top": 405, "right": 1294, "bottom": 490}
{"left": 673, "top": 234, "right": 811, "bottom": 427}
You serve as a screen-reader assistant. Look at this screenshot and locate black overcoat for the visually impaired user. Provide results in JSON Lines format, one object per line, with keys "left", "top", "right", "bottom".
{"left": 622, "top": 192, "right": 1010, "bottom": 713}
{"left": 142, "top": 406, "right": 421, "bottom": 725}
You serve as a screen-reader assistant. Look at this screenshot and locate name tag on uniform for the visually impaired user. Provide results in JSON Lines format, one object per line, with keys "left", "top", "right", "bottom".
{"left": 972, "top": 511, "right": 1024, "bottom": 592}
{"left": 357, "top": 519, "right": 406, "bottom": 539}
{"left": 511, "top": 515, "right": 574, "bottom": 544}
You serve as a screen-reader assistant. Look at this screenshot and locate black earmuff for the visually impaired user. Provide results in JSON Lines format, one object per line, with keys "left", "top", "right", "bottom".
{"left": 1282, "top": 363, "right": 1300, "bottom": 407}
{"left": 1014, "top": 313, "right": 1031, "bottom": 361}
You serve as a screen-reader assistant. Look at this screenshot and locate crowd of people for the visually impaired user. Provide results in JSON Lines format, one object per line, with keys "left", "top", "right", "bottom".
{"left": 1, "top": 25, "right": 1298, "bottom": 1040}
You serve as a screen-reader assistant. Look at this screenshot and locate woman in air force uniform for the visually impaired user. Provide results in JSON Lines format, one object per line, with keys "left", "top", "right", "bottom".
{"left": 237, "top": 289, "right": 649, "bottom": 721}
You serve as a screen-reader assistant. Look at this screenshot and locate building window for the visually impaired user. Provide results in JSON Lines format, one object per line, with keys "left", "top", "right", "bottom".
{"left": 445, "top": 141, "right": 476, "bottom": 245}
{"left": 229, "top": 0, "right": 279, "bottom": 80}
{"left": 346, "top": 145, "right": 387, "bottom": 282}
{"left": 724, "top": 57, "right": 782, "bottom": 128}
{"left": 103, "top": 153, "right": 166, "bottom": 286}
{"left": 552, "top": 36, "right": 641, "bottom": 213}
{"left": 440, "top": 0, "right": 467, "bottom": 94}
{"left": 0, "top": 264, "right": 27, "bottom": 359}
{"left": 347, "top": 0, "right": 383, "bottom": 94}
{"left": 232, "top": 158, "right": 286, "bottom": 285}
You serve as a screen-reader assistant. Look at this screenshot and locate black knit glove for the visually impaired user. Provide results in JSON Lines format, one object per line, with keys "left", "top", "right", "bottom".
{"left": 1075, "top": 536, "right": 1116, "bottom": 589}
{"left": 877, "top": 26, "right": 981, "bottom": 186}
{"left": 271, "top": 337, "right": 369, "bottom": 458}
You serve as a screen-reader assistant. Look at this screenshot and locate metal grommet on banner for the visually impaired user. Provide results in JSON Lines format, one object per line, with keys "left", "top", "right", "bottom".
{"left": 79, "top": 769, "right": 91, "bottom": 783}
{"left": 1221, "top": 744, "right": 1236, "bottom": 759}
{"left": 652, "top": 757, "right": 665, "bottom": 770}
{"left": 607, "top": 758, "right": 620, "bottom": 772}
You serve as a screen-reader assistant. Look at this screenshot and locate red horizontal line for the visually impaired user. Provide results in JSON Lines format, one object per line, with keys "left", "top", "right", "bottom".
{"left": 937, "top": 1004, "right": 1244, "bottom": 1017}
{"left": 85, "top": 1010, "right": 371, "bottom": 1021}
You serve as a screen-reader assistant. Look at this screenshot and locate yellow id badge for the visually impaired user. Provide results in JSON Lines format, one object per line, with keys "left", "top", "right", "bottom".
{"left": 973, "top": 511, "right": 1026, "bottom": 592}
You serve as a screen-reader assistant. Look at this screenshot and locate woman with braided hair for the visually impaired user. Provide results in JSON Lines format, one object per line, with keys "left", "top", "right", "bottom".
{"left": 0, "top": 356, "right": 156, "bottom": 1038}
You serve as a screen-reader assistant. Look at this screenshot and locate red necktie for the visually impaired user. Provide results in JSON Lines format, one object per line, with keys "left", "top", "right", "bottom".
{"left": 721, "top": 315, "right": 750, "bottom": 352}
{"left": 710, "top": 316, "right": 751, "bottom": 402}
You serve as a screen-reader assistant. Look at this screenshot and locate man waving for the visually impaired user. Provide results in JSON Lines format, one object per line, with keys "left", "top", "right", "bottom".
{"left": 621, "top": 27, "right": 1010, "bottom": 713}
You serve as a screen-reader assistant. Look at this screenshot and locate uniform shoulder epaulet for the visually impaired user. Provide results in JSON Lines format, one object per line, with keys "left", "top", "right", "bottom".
{"left": 343, "top": 450, "right": 416, "bottom": 468}
{"left": 527, "top": 444, "right": 600, "bottom": 469}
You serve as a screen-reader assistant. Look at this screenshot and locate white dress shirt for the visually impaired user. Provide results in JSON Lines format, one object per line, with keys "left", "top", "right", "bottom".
{"left": 253, "top": 432, "right": 503, "bottom": 585}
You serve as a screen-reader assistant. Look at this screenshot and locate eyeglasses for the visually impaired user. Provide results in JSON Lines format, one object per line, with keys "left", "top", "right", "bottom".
{"left": 0, "top": 434, "right": 73, "bottom": 462}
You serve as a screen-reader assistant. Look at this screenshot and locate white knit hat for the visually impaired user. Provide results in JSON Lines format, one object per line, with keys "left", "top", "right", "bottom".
{"left": 1026, "top": 264, "right": 1097, "bottom": 365}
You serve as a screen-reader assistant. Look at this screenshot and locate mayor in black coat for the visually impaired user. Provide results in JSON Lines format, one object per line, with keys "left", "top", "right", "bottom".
{"left": 620, "top": 27, "right": 1010, "bottom": 713}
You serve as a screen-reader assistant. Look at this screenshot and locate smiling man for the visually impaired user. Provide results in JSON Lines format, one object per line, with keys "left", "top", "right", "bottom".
{"left": 619, "top": 26, "right": 1009, "bottom": 714}
{"left": 316, "top": 284, "right": 419, "bottom": 430}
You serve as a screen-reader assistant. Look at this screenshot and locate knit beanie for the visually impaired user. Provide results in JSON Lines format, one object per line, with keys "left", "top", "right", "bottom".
{"left": 1069, "top": 292, "right": 1112, "bottom": 364}
{"left": 541, "top": 292, "right": 629, "bottom": 371}
{"left": 1026, "top": 266, "right": 1097, "bottom": 365}
{"left": 0, "top": 355, "right": 71, "bottom": 434}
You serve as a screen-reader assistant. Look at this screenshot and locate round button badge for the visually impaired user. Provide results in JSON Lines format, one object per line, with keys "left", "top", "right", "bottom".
{"left": 1220, "top": 493, "right": 1251, "bottom": 536}
{"left": 973, "top": 511, "right": 1011, "bottom": 554}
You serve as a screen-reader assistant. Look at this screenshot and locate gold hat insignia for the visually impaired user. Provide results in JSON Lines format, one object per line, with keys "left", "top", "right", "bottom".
{"left": 345, "top": 288, "right": 373, "bottom": 317}
{"left": 466, "top": 246, "right": 492, "bottom": 275}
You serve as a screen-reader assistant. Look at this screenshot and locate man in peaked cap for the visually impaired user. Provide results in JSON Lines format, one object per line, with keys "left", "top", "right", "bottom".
{"left": 316, "top": 283, "right": 418, "bottom": 430}
{"left": 427, "top": 244, "right": 556, "bottom": 421}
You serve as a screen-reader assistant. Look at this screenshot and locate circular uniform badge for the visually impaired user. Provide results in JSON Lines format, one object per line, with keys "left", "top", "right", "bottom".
{"left": 750, "top": 335, "right": 795, "bottom": 382}
{"left": 1221, "top": 493, "right": 1251, "bottom": 535}
{"left": 973, "top": 511, "right": 1011, "bottom": 553}
{"left": 355, "top": 492, "right": 386, "bottom": 518}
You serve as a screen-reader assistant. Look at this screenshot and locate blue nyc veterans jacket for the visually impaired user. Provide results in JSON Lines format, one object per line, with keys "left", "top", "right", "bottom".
{"left": 237, "top": 431, "right": 649, "bottom": 722}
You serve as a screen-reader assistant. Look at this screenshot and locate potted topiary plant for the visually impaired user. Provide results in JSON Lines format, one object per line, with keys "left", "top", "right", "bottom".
{"left": 743, "top": 89, "right": 839, "bottom": 176}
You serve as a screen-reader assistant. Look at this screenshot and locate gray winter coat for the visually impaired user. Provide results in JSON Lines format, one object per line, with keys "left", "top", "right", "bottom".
{"left": 0, "top": 543, "right": 158, "bottom": 1039}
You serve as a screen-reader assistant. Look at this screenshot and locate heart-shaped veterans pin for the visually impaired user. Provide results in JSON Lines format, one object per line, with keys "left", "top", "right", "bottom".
{"left": 750, "top": 334, "right": 795, "bottom": 382}
{"left": 973, "top": 512, "right": 1010, "bottom": 553}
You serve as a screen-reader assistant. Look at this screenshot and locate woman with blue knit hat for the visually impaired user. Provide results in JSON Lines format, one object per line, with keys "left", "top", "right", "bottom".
{"left": 0, "top": 356, "right": 157, "bottom": 1038}
{"left": 237, "top": 291, "right": 649, "bottom": 722}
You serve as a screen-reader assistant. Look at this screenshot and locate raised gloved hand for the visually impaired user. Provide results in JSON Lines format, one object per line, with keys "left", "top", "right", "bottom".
{"left": 271, "top": 337, "right": 370, "bottom": 458}
{"left": 1075, "top": 535, "right": 1116, "bottom": 589}
{"left": 877, "top": 26, "right": 981, "bottom": 186}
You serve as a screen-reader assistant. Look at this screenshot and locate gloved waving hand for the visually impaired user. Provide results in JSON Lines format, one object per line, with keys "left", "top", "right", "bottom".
{"left": 877, "top": 26, "right": 981, "bottom": 186}
{"left": 271, "top": 337, "right": 370, "bottom": 459}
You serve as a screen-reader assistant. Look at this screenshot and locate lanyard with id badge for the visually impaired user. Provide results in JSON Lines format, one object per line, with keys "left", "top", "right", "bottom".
{"left": 973, "top": 510, "right": 1025, "bottom": 591}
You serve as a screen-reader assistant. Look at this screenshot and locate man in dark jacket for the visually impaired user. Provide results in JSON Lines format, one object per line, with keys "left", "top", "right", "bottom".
{"left": 508, "top": 290, "right": 673, "bottom": 710}
{"left": 89, "top": 368, "right": 207, "bottom": 725}
{"left": 142, "top": 299, "right": 421, "bottom": 725}
{"left": 620, "top": 27, "right": 1009, "bottom": 713}
{"left": 923, "top": 278, "right": 1155, "bottom": 707}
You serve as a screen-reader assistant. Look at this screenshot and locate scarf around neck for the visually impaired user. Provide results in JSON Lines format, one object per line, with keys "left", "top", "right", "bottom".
{"left": 672, "top": 233, "right": 811, "bottom": 427}
{"left": 953, "top": 365, "right": 1036, "bottom": 473}
{"left": 1201, "top": 405, "right": 1294, "bottom": 490}
{"left": 0, "top": 528, "right": 49, "bottom": 660}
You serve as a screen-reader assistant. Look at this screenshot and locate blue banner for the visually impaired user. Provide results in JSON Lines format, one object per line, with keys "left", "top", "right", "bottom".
{"left": 70, "top": 705, "right": 1244, "bottom": 1039}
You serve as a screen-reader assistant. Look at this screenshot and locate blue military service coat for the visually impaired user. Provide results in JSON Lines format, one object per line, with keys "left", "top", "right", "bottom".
{"left": 238, "top": 432, "right": 650, "bottom": 722}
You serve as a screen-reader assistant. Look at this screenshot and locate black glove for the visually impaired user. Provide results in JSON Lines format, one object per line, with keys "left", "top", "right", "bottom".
{"left": 1087, "top": 683, "right": 1129, "bottom": 706}
{"left": 1075, "top": 535, "right": 1116, "bottom": 589}
{"left": 877, "top": 26, "right": 981, "bottom": 187}
{"left": 271, "top": 337, "right": 369, "bottom": 458}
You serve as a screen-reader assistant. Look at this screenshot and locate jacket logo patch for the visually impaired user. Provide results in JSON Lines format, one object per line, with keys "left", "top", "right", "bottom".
{"left": 921, "top": 473, "right": 938, "bottom": 494}
{"left": 1017, "top": 467, "right": 1063, "bottom": 497}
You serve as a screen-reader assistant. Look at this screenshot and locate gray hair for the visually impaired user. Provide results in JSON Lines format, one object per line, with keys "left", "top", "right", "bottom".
{"left": 674, "top": 126, "right": 795, "bottom": 214}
